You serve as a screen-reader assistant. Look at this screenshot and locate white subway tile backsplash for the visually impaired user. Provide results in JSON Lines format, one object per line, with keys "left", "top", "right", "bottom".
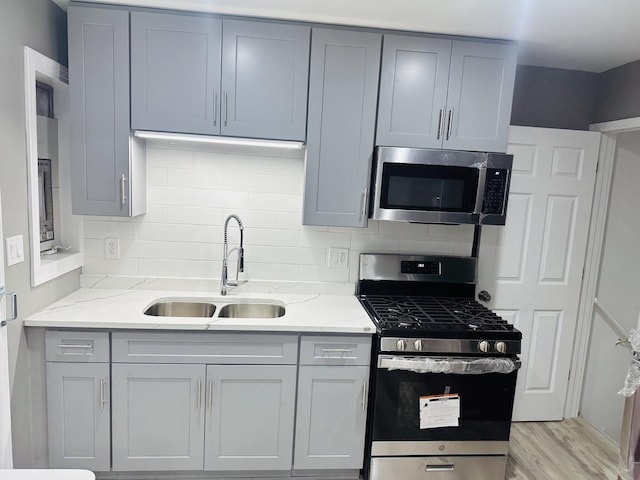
{"left": 83, "top": 145, "right": 473, "bottom": 284}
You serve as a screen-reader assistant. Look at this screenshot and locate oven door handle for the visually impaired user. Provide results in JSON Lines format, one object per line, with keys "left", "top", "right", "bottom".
{"left": 378, "top": 355, "right": 520, "bottom": 375}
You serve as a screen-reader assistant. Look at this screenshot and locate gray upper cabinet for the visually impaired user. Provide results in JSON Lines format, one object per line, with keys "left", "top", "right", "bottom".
{"left": 129, "top": 15, "right": 309, "bottom": 141}
{"left": 204, "top": 365, "right": 297, "bottom": 471}
{"left": 46, "top": 362, "right": 110, "bottom": 471}
{"left": 294, "top": 365, "right": 369, "bottom": 470}
{"left": 376, "top": 35, "right": 452, "bottom": 149}
{"left": 445, "top": 41, "right": 517, "bottom": 152}
{"left": 303, "top": 28, "right": 381, "bottom": 227}
{"left": 221, "top": 19, "right": 310, "bottom": 141}
{"left": 376, "top": 35, "right": 517, "bottom": 153}
{"left": 111, "top": 363, "right": 206, "bottom": 471}
{"left": 68, "top": 6, "right": 145, "bottom": 217}
{"left": 131, "top": 12, "right": 222, "bottom": 135}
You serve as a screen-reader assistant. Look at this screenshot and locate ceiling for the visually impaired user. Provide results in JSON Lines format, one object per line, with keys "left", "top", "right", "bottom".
{"left": 53, "top": 0, "right": 640, "bottom": 73}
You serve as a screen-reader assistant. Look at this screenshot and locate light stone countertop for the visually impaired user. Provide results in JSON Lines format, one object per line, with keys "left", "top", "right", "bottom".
{"left": 24, "top": 287, "right": 376, "bottom": 334}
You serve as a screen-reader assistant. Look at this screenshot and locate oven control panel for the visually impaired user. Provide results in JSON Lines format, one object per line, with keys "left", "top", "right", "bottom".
{"left": 381, "top": 337, "right": 521, "bottom": 355}
{"left": 401, "top": 261, "right": 440, "bottom": 275}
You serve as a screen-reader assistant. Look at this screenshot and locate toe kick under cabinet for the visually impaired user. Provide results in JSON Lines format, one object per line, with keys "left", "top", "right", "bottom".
{"left": 45, "top": 330, "right": 371, "bottom": 477}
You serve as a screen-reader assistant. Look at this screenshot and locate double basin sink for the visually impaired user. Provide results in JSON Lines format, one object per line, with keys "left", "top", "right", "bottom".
{"left": 143, "top": 298, "right": 285, "bottom": 319}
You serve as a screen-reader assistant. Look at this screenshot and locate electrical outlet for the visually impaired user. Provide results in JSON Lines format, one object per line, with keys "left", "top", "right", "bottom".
{"left": 328, "top": 247, "right": 349, "bottom": 269}
{"left": 104, "top": 238, "right": 120, "bottom": 260}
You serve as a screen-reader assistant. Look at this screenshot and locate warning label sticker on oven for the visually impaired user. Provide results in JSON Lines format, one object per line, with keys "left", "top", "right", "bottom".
{"left": 419, "top": 394, "right": 460, "bottom": 429}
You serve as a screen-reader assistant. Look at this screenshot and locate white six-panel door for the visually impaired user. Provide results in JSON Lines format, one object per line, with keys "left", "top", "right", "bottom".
{"left": 478, "top": 126, "right": 600, "bottom": 421}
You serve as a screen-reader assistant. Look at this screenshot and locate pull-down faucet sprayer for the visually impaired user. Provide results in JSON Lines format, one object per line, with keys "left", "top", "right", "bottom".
{"left": 221, "top": 214, "right": 244, "bottom": 295}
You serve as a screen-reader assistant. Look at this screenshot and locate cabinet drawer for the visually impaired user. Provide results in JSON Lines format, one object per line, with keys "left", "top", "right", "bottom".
{"left": 370, "top": 456, "right": 507, "bottom": 480}
{"left": 112, "top": 332, "right": 298, "bottom": 364}
{"left": 45, "top": 330, "right": 110, "bottom": 363}
{"left": 299, "top": 335, "right": 371, "bottom": 366}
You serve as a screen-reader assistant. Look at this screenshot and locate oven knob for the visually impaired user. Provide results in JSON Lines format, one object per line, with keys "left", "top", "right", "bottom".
{"left": 478, "top": 340, "right": 490, "bottom": 353}
{"left": 495, "top": 341, "right": 507, "bottom": 354}
{"left": 396, "top": 339, "right": 406, "bottom": 351}
{"left": 413, "top": 339, "right": 424, "bottom": 351}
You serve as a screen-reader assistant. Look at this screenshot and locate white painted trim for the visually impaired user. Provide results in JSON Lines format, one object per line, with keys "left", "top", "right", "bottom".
{"left": 565, "top": 131, "right": 619, "bottom": 418}
{"left": 590, "top": 117, "right": 640, "bottom": 133}
{"left": 0, "top": 184, "right": 13, "bottom": 469}
{"left": 23, "top": 47, "right": 83, "bottom": 287}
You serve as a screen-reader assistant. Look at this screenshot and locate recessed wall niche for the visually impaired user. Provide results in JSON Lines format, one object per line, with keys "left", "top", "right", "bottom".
{"left": 24, "top": 47, "right": 83, "bottom": 286}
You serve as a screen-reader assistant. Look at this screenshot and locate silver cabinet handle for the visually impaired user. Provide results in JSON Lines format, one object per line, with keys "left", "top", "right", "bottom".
{"left": 207, "top": 380, "right": 213, "bottom": 412}
{"left": 100, "top": 379, "right": 106, "bottom": 411}
{"left": 361, "top": 381, "right": 368, "bottom": 412}
{"left": 426, "top": 464, "right": 455, "bottom": 472}
{"left": 322, "top": 348, "right": 352, "bottom": 353}
{"left": 446, "top": 109, "right": 454, "bottom": 140}
{"left": 58, "top": 344, "right": 93, "bottom": 349}
{"left": 120, "top": 174, "right": 127, "bottom": 207}
{"left": 436, "top": 108, "right": 444, "bottom": 140}
{"left": 359, "top": 188, "right": 368, "bottom": 222}
{"left": 223, "top": 91, "right": 228, "bottom": 126}
{"left": 213, "top": 91, "right": 218, "bottom": 127}
{"left": 197, "top": 379, "right": 202, "bottom": 411}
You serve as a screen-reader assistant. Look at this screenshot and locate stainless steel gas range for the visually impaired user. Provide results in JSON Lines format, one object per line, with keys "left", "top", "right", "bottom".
{"left": 357, "top": 253, "right": 522, "bottom": 480}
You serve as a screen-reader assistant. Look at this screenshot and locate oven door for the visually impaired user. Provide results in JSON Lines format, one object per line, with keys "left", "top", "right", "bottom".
{"left": 370, "top": 355, "right": 519, "bottom": 457}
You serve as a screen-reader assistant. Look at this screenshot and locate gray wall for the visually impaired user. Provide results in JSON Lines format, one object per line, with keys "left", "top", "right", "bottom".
{"left": 510, "top": 65, "right": 599, "bottom": 131}
{"left": 595, "top": 60, "right": 640, "bottom": 124}
{"left": 0, "top": 0, "right": 79, "bottom": 467}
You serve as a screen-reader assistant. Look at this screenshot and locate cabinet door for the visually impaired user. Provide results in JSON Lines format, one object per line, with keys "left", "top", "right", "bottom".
{"left": 303, "top": 28, "right": 381, "bottom": 227}
{"left": 204, "top": 365, "right": 296, "bottom": 471}
{"left": 131, "top": 12, "right": 222, "bottom": 135}
{"left": 221, "top": 19, "right": 309, "bottom": 141}
{"left": 444, "top": 41, "right": 517, "bottom": 152}
{"left": 46, "top": 363, "right": 110, "bottom": 470}
{"left": 376, "top": 35, "right": 452, "bottom": 149}
{"left": 111, "top": 363, "right": 206, "bottom": 471}
{"left": 294, "top": 366, "right": 369, "bottom": 470}
{"left": 68, "top": 6, "right": 143, "bottom": 216}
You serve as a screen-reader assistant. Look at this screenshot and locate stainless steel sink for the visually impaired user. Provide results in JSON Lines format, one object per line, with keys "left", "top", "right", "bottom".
{"left": 144, "top": 301, "right": 216, "bottom": 318}
{"left": 218, "top": 303, "right": 285, "bottom": 318}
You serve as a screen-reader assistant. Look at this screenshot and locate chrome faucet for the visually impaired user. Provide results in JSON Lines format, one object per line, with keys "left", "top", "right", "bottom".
{"left": 221, "top": 214, "right": 245, "bottom": 295}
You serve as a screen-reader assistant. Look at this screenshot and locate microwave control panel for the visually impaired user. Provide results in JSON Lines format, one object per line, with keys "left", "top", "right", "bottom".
{"left": 482, "top": 168, "right": 508, "bottom": 214}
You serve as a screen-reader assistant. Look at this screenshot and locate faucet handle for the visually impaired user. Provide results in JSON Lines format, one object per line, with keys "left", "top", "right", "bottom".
{"left": 239, "top": 247, "right": 245, "bottom": 272}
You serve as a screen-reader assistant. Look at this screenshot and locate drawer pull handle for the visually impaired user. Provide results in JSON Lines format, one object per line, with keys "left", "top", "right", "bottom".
{"left": 58, "top": 344, "right": 93, "bottom": 349}
{"left": 426, "top": 464, "right": 455, "bottom": 472}
{"left": 321, "top": 348, "right": 352, "bottom": 353}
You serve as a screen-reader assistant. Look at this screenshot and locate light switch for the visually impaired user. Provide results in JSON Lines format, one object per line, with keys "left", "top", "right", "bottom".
{"left": 5, "top": 235, "right": 25, "bottom": 267}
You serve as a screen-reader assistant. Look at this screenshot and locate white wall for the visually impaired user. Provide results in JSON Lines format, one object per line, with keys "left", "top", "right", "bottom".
{"left": 0, "top": 0, "right": 80, "bottom": 467}
{"left": 82, "top": 141, "right": 475, "bottom": 286}
{"left": 581, "top": 131, "right": 640, "bottom": 442}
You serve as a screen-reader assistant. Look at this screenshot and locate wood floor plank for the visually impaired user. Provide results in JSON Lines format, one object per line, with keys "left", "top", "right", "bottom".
{"left": 507, "top": 417, "right": 619, "bottom": 480}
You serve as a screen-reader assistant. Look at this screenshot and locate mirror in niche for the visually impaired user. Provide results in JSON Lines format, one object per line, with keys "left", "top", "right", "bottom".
{"left": 24, "top": 47, "right": 83, "bottom": 286}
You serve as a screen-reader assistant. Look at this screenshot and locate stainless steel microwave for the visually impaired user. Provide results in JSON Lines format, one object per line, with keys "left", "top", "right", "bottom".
{"left": 369, "top": 147, "right": 513, "bottom": 225}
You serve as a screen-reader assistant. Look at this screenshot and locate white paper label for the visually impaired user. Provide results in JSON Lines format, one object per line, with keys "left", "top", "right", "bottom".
{"left": 419, "top": 394, "right": 460, "bottom": 429}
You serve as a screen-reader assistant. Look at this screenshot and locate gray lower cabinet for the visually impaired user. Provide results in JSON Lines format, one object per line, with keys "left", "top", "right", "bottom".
{"left": 303, "top": 28, "right": 381, "bottom": 227}
{"left": 204, "top": 365, "right": 297, "bottom": 471}
{"left": 376, "top": 34, "right": 517, "bottom": 153}
{"left": 111, "top": 363, "right": 206, "bottom": 471}
{"left": 68, "top": 6, "right": 145, "bottom": 217}
{"left": 130, "top": 11, "right": 222, "bottom": 135}
{"left": 46, "top": 362, "right": 110, "bottom": 470}
{"left": 294, "top": 366, "right": 369, "bottom": 470}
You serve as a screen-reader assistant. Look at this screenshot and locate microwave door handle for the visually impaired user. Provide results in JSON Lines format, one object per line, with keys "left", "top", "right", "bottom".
{"left": 474, "top": 168, "right": 487, "bottom": 215}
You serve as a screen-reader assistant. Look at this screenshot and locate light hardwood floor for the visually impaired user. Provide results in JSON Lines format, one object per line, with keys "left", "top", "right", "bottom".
{"left": 507, "top": 417, "right": 619, "bottom": 480}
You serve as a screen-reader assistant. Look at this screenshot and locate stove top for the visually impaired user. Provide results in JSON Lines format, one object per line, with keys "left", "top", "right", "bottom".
{"left": 359, "top": 295, "right": 516, "bottom": 336}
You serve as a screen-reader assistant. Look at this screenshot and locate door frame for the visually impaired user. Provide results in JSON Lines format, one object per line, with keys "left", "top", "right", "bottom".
{"left": 564, "top": 116, "right": 640, "bottom": 417}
